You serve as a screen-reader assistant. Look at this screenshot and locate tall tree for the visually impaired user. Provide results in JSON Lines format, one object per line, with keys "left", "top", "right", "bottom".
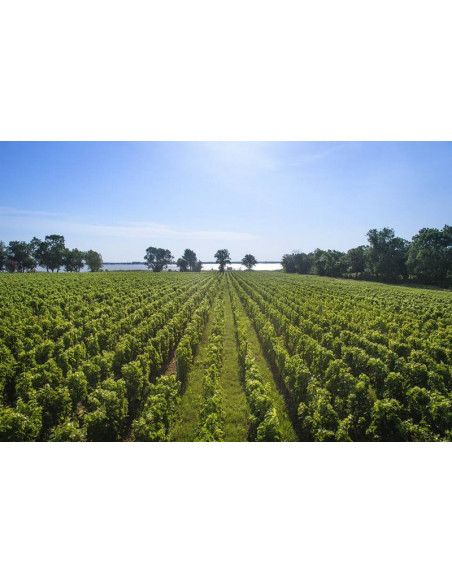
{"left": 176, "top": 257, "right": 189, "bottom": 272}
{"left": 407, "top": 225, "right": 452, "bottom": 285}
{"left": 144, "top": 247, "right": 174, "bottom": 272}
{"left": 294, "top": 252, "right": 313, "bottom": 274}
{"left": 0, "top": 241, "right": 6, "bottom": 271}
{"left": 366, "top": 228, "right": 409, "bottom": 281}
{"left": 280, "top": 225, "right": 450, "bottom": 287}
{"left": 30, "top": 237, "right": 43, "bottom": 264}
{"left": 176, "top": 249, "right": 202, "bottom": 271}
{"left": 241, "top": 254, "right": 257, "bottom": 270}
{"left": 346, "top": 245, "right": 367, "bottom": 274}
{"left": 64, "top": 248, "right": 85, "bottom": 272}
{"left": 214, "top": 249, "right": 231, "bottom": 273}
{"left": 311, "top": 249, "right": 346, "bottom": 277}
{"left": 281, "top": 253, "right": 297, "bottom": 273}
{"left": 35, "top": 234, "right": 67, "bottom": 272}
{"left": 182, "top": 249, "right": 198, "bottom": 271}
{"left": 7, "top": 241, "right": 37, "bottom": 272}
{"left": 84, "top": 250, "right": 103, "bottom": 272}
{"left": 32, "top": 237, "right": 46, "bottom": 270}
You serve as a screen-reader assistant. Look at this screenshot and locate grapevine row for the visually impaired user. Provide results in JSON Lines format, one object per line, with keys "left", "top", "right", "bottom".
{"left": 128, "top": 276, "right": 223, "bottom": 442}
{"left": 0, "top": 273, "right": 219, "bottom": 440}
{"left": 228, "top": 278, "right": 282, "bottom": 441}
{"left": 194, "top": 295, "right": 225, "bottom": 442}
{"left": 231, "top": 273, "right": 452, "bottom": 441}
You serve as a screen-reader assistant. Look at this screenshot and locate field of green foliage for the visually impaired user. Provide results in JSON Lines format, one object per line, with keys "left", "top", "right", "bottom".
{"left": 1, "top": 271, "right": 451, "bottom": 441}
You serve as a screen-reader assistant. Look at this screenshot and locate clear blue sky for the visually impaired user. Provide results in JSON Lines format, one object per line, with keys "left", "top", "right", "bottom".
{"left": 1, "top": 141, "right": 451, "bottom": 262}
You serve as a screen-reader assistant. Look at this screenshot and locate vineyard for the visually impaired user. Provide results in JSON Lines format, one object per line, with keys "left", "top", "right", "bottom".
{"left": 0, "top": 271, "right": 451, "bottom": 441}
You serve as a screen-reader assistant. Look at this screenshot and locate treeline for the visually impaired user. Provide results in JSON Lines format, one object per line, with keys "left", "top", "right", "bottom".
{"left": 282, "top": 226, "right": 452, "bottom": 287}
{"left": 144, "top": 247, "right": 203, "bottom": 272}
{"left": 144, "top": 247, "right": 259, "bottom": 272}
{"left": 0, "top": 235, "right": 103, "bottom": 273}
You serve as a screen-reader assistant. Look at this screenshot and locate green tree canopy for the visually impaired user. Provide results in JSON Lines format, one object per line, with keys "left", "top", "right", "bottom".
{"left": 214, "top": 249, "right": 231, "bottom": 272}
{"left": 144, "top": 247, "right": 174, "bottom": 272}
{"left": 366, "top": 228, "right": 410, "bottom": 281}
{"left": 281, "top": 251, "right": 313, "bottom": 274}
{"left": 64, "top": 248, "right": 85, "bottom": 272}
{"left": 176, "top": 257, "right": 189, "bottom": 272}
{"left": 6, "top": 241, "right": 37, "bottom": 272}
{"left": 0, "top": 241, "right": 6, "bottom": 271}
{"left": 346, "top": 245, "right": 367, "bottom": 274}
{"left": 182, "top": 249, "right": 198, "bottom": 271}
{"left": 241, "top": 254, "right": 257, "bottom": 270}
{"left": 177, "top": 249, "right": 202, "bottom": 272}
{"left": 281, "top": 253, "right": 297, "bottom": 273}
{"left": 407, "top": 225, "right": 452, "bottom": 285}
{"left": 34, "top": 234, "right": 67, "bottom": 272}
{"left": 312, "top": 249, "right": 347, "bottom": 278}
{"left": 84, "top": 250, "right": 103, "bottom": 272}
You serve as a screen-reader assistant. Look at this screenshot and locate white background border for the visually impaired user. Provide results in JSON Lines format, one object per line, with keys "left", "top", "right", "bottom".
{"left": 1, "top": 1, "right": 451, "bottom": 582}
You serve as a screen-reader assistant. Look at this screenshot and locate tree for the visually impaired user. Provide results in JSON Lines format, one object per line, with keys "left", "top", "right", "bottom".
{"left": 84, "top": 250, "right": 103, "bottom": 272}
{"left": 281, "top": 253, "right": 297, "bottom": 273}
{"left": 182, "top": 249, "right": 198, "bottom": 271}
{"left": 214, "top": 249, "right": 231, "bottom": 273}
{"left": 407, "top": 225, "right": 452, "bottom": 285}
{"left": 7, "top": 241, "right": 37, "bottom": 272}
{"left": 176, "top": 257, "right": 189, "bottom": 272}
{"left": 30, "top": 236, "right": 43, "bottom": 266}
{"left": 5, "top": 258, "right": 19, "bottom": 273}
{"left": 144, "top": 247, "right": 174, "bottom": 272}
{"left": 366, "top": 228, "right": 410, "bottom": 281}
{"left": 346, "top": 245, "right": 367, "bottom": 274}
{"left": 64, "top": 248, "right": 85, "bottom": 272}
{"left": 177, "top": 249, "right": 202, "bottom": 272}
{"left": 311, "top": 249, "right": 346, "bottom": 277}
{"left": 0, "top": 241, "right": 6, "bottom": 271}
{"left": 242, "top": 254, "right": 257, "bottom": 270}
{"left": 294, "top": 252, "right": 313, "bottom": 274}
{"left": 281, "top": 251, "right": 313, "bottom": 275}
{"left": 35, "top": 234, "right": 67, "bottom": 272}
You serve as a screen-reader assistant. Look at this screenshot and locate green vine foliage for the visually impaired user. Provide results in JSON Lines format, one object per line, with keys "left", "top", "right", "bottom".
{"left": 231, "top": 271, "right": 452, "bottom": 442}
{"left": 0, "top": 272, "right": 218, "bottom": 441}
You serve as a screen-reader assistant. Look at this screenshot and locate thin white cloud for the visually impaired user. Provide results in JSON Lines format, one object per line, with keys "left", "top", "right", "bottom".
{"left": 286, "top": 143, "right": 348, "bottom": 167}
{"left": 0, "top": 206, "right": 69, "bottom": 218}
{"left": 0, "top": 207, "right": 258, "bottom": 242}
{"left": 193, "top": 142, "right": 349, "bottom": 176}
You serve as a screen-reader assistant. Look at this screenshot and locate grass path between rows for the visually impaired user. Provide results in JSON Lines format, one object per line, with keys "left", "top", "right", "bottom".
{"left": 221, "top": 279, "right": 250, "bottom": 441}
{"left": 231, "top": 276, "right": 297, "bottom": 442}
{"left": 170, "top": 275, "right": 295, "bottom": 441}
{"left": 169, "top": 300, "right": 217, "bottom": 442}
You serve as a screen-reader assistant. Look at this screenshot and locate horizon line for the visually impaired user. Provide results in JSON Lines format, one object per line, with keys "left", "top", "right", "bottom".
{"left": 102, "top": 260, "right": 282, "bottom": 264}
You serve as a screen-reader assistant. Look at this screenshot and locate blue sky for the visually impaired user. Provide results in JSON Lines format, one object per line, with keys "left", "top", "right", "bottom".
{"left": 0, "top": 141, "right": 451, "bottom": 262}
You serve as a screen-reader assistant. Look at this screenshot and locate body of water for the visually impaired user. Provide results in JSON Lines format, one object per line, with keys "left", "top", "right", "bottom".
{"left": 103, "top": 262, "right": 283, "bottom": 272}
{"left": 36, "top": 262, "right": 282, "bottom": 272}
{"left": 201, "top": 262, "right": 282, "bottom": 271}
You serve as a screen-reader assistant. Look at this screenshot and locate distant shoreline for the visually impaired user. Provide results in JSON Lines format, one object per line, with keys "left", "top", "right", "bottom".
{"left": 103, "top": 261, "right": 281, "bottom": 265}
